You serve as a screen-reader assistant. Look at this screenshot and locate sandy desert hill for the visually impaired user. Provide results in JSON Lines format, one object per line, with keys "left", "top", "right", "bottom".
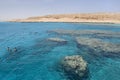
{"left": 10, "top": 13, "right": 120, "bottom": 23}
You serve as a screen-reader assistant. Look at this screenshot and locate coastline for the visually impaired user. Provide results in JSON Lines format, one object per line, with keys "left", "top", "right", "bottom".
{"left": 8, "top": 21, "right": 120, "bottom": 26}
{"left": 9, "top": 13, "right": 120, "bottom": 24}
{"left": 10, "top": 20, "right": 120, "bottom": 24}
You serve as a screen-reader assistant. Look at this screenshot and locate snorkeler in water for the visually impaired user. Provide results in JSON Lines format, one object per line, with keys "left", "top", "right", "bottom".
{"left": 7, "top": 47, "right": 10, "bottom": 52}
{"left": 7, "top": 47, "right": 12, "bottom": 52}
{"left": 7, "top": 47, "right": 18, "bottom": 53}
{"left": 14, "top": 47, "right": 17, "bottom": 52}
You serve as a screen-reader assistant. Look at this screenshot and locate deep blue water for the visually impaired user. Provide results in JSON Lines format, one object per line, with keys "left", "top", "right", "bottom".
{"left": 0, "top": 22, "right": 120, "bottom": 80}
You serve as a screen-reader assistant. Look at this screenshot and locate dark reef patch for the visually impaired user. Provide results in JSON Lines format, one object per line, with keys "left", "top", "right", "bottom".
{"left": 76, "top": 37, "right": 120, "bottom": 58}
{"left": 31, "top": 38, "right": 67, "bottom": 55}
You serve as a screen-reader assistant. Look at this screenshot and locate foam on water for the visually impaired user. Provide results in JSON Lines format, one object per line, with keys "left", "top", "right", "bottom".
{"left": 0, "top": 22, "right": 120, "bottom": 80}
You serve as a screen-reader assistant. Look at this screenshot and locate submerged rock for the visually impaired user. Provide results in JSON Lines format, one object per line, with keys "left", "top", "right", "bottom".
{"left": 61, "top": 55, "right": 88, "bottom": 79}
{"left": 49, "top": 29, "right": 120, "bottom": 38}
{"left": 32, "top": 38, "right": 67, "bottom": 55}
{"left": 47, "top": 38, "right": 67, "bottom": 44}
{"left": 76, "top": 37, "right": 120, "bottom": 56}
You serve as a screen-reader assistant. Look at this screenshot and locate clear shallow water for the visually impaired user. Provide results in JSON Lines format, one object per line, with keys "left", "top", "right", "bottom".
{"left": 0, "top": 22, "right": 120, "bottom": 80}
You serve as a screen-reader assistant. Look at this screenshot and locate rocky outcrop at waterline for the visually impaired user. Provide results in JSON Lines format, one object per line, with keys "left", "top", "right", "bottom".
{"left": 76, "top": 37, "right": 120, "bottom": 57}
{"left": 48, "top": 29, "right": 120, "bottom": 39}
{"left": 61, "top": 55, "right": 88, "bottom": 80}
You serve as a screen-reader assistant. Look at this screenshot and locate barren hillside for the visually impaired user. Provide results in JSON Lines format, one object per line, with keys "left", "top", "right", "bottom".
{"left": 10, "top": 13, "right": 120, "bottom": 23}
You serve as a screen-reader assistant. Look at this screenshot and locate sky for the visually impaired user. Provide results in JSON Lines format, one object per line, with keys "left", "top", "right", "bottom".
{"left": 0, "top": 0, "right": 120, "bottom": 20}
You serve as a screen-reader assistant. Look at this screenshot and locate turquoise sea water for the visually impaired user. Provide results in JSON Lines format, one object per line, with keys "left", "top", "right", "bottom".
{"left": 0, "top": 22, "right": 120, "bottom": 80}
